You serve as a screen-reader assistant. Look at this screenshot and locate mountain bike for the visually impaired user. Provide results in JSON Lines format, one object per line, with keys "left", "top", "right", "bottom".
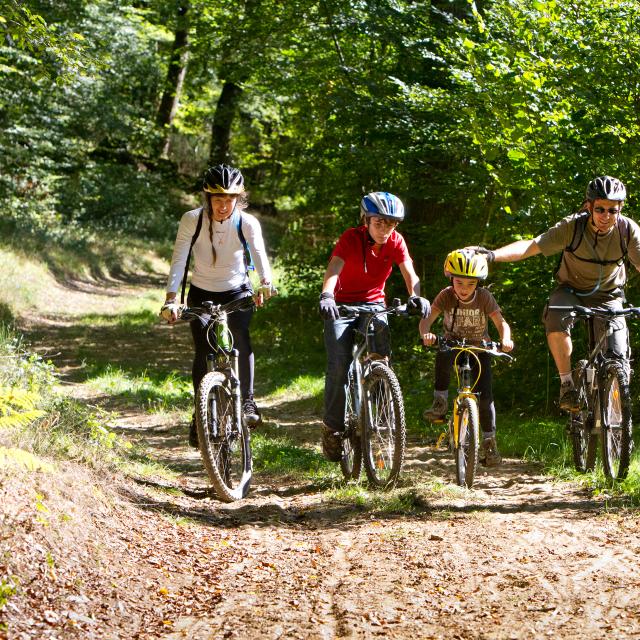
{"left": 338, "top": 301, "right": 409, "bottom": 488}
{"left": 549, "top": 304, "right": 640, "bottom": 480}
{"left": 428, "top": 338, "right": 513, "bottom": 488}
{"left": 179, "top": 297, "right": 256, "bottom": 502}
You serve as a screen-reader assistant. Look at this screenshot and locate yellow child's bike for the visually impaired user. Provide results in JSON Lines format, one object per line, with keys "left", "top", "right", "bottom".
{"left": 429, "top": 337, "right": 513, "bottom": 488}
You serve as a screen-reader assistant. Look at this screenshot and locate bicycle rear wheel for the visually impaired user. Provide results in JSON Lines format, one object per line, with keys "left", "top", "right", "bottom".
{"left": 361, "top": 363, "right": 406, "bottom": 487}
{"left": 600, "top": 363, "right": 633, "bottom": 480}
{"left": 340, "top": 369, "right": 362, "bottom": 480}
{"left": 454, "top": 397, "right": 479, "bottom": 488}
{"left": 570, "top": 361, "right": 597, "bottom": 473}
{"left": 196, "top": 371, "right": 252, "bottom": 501}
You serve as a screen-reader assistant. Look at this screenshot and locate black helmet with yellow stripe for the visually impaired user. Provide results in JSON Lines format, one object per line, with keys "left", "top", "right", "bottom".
{"left": 444, "top": 249, "right": 488, "bottom": 280}
{"left": 203, "top": 164, "right": 245, "bottom": 194}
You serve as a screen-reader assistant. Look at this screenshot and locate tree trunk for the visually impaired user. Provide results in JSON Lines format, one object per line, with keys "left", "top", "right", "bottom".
{"left": 208, "top": 80, "right": 243, "bottom": 166}
{"left": 156, "top": 0, "right": 190, "bottom": 157}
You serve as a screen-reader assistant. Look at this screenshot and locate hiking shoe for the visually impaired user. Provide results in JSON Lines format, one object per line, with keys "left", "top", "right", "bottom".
{"left": 242, "top": 397, "right": 262, "bottom": 428}
{"left": 189, "top": 416, "right": 199, "bottom": 449}
{"left": 559, "top": 381, "right": 579, "bottom": 412}
{"left": 480, "top": 436, "right": 502, "bottom": 466}
{"left": 423, "top": 396, "right": 448, "bottom": 422}
{"left": 321, "top": 424, "right": 343, "bottom": 462}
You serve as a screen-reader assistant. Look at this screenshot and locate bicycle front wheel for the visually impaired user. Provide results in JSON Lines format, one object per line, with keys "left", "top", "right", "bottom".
{"left": 196, "top": 371, "right": 252, "bottom": 501}
{"left": 570, "top": 361, "right": 597, "bottom": 473}
{"left": 362, "top": 363, "right": 406, "bottom": 488}
{"left": 600, "top": 364, "right": 633, "bottom": 480}
{"left": 454, "top": 397, "right": 479, "bottom": 488}
{"left": 340, "top": 368, "right": 362, "bottom": 481}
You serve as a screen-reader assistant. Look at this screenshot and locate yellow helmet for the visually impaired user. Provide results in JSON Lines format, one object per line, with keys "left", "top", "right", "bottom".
{"left": 443, "top": 249, "right": 488, "bottom": 280}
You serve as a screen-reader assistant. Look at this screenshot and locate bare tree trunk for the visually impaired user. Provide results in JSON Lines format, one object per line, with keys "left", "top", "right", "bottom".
{"left": 156, "top": 0, "right": 190, "bottom": 157}
{"left": 208, "top": 80, "right": 243, "bottom": 165}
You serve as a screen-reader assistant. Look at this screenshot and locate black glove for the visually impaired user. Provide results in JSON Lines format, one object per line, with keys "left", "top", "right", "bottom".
{"left": 474, "top": 246, "right": 496, "bottom": 263}
{"left": 319, "top": 292, "right": 340, "bottom": 321}
{"left": 407, "top": 296, "right": 430, "bottom": 318}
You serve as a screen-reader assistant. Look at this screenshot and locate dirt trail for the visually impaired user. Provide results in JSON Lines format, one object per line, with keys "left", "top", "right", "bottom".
{"left": 14, "top": 272, "right": 640, "bottom": 639}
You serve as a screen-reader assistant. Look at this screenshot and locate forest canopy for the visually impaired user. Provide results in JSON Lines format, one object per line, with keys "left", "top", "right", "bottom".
{"left": 3, "top": 0, "right": 640, "bottom": 407}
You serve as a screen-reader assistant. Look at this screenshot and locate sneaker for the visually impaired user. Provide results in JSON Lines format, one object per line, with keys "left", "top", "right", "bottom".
{"left": 321, "top": 424, "right": 343, "bottom": 462}
{"left": 189, "top": 416, "right": 199, "bottom": 449}
{"left": 423, "top": 396, "right": 448, "bottom": 422}
{"left": 480, "top": 436, "right": 502, "bottom": 466}
{"left": 559, "top": 381, "right": 580, "bottom": 412}
{"left": 242, "top": 397, "right": 262, "bottom": 428}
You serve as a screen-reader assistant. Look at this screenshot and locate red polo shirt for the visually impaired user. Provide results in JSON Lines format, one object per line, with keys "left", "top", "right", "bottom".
{"left": 331, "top": 226, "right": 411, "bottom": 303}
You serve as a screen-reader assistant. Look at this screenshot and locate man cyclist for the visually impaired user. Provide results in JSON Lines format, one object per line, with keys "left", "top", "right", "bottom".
{"left": 475, "top": 176, "right": 640, "bottom": 411}
{"left": 318, "top": 191, "right": 430, "bottom": 461}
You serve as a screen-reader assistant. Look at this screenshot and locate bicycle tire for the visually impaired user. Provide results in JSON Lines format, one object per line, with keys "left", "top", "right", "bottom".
{"left": 600, "top": 363, "right": 633, "bottom": 480}
{"left": 196, "top": 371, "right": 252, "bottom": 501}
{"left": 361, "top": 363, "right": 406, "bottom": 487}
{"left": 454, "top": 397, "right": 479, "bottom": 488}
{"left": 570, "top": 361, "right": 597, "bottom": 473}
{"left": 340, "top": 369, "right": 362, "bottom": 480}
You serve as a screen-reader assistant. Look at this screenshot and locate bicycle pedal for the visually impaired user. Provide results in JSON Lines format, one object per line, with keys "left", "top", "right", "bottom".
{"left": 435, "top": 432, "right": 448, "bottom": 448}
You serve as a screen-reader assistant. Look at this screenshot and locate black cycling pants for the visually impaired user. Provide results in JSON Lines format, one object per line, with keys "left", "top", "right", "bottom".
{"left": 187, "top": 284, "right": 254, "bottom": 401}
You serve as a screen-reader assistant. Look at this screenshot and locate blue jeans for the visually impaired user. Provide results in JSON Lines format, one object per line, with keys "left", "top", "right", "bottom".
{"left": 323, "top": 304, "right": 390, "bottom": 432}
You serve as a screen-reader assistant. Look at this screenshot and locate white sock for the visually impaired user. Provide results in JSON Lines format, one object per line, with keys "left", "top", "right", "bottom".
{"left": 435, "top": 390, "right": 448, "bottom": 400}
{"left": 559, "top": 372, "right": 573, "bottom": 385}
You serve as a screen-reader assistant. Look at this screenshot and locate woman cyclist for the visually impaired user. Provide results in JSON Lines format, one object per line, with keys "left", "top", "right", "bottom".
{"left": 318, "top": 191, "right": 430, "bottom": 461}
{"left": 160, "top": 164, "right": 274, "bottom": 446}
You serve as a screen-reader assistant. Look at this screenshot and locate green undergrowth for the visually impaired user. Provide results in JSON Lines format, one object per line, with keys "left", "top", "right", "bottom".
{"left": 0, "top": 324, "right": 174, "bottom": 482}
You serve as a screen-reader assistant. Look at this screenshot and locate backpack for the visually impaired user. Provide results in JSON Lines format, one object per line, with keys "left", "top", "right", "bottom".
{"left": 179, "top": 208, "right": 254, "bottom": 304}
{"left": 555, "top": 212, "right": 630, "bottom": 287}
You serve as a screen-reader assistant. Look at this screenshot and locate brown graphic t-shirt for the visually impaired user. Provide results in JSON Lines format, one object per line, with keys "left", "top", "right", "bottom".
{"left": 432, "top": 286, "right": 500, "bottom": 343}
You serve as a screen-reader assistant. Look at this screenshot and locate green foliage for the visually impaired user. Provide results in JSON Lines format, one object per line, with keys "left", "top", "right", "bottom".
{"left": 252, "top": 433, "right": 329, "bottom": 476}
{"left": 0, "top": 575, "right": 18, "bottom": 610}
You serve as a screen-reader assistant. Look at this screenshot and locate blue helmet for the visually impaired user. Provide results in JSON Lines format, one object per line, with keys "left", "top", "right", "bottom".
{"left": 360, "top": 192, "right": 405, "bottom": 222}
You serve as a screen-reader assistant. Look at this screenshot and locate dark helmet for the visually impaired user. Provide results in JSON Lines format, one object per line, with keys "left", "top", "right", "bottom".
{"left": 203, "top": 164, "right": 245, "bottom": 194}
{"left": 586, "top": 176, "right": 626, "bottom": 202}
{"left": 360, "top": 192, "right": 405, "bottom": 222}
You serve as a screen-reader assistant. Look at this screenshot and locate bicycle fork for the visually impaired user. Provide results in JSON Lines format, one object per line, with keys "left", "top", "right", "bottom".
{"left": 451, "top": 392, "right": 476, "bottom": 448}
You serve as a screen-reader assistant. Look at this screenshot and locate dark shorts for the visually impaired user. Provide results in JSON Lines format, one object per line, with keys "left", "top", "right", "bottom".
{"left": 542, "top": 286, "right": 629, "bottom": 357}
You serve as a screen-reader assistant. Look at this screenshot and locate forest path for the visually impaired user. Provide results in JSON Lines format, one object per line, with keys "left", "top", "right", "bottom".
{"left": 17, "top": 270, "right": 640, "bottom": 640}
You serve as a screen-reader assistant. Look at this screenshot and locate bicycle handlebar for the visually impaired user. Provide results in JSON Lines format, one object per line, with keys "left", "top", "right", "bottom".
{"left": 429, "top": 336, "right": 514, "bottom": 361}
{"left": 178, "top": 296, "right": 256, "bottom": 323}
{"left": 548, "top": 304, "right": 640, "bottom": 320}
{"left": 337, "top": 301, "right": 410, "bottom": 319}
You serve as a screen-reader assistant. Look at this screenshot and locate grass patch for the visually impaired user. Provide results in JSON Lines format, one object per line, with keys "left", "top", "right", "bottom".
{"left": 252, "top": 433, "right": 332, "bottom": 477}
{"left": 326, "top": 479, "right": 460, "bottom": 513}
{"left": 85, "top": 364, "right": 192, "bottom": 412}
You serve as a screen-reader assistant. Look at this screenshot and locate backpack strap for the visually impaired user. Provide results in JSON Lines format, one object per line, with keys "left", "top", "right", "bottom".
{"left": 180, "top": 207, "right": 204, "bottom": 304}
{"left": 557, "top": 212, "right": 630, "bottom": 273}
{"left": 564, "top": 212, "right": 589, "bottom": 254}
{"left": 235, "top": 213, "right": 255, "bottom": 274}
{"left": 617, "top": 215, "right": 630, "bottom": 258}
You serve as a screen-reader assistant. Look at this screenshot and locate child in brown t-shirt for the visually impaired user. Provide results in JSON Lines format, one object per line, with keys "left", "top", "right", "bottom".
{"left": 419, "top": 249, "right": 513, "bottom": 465}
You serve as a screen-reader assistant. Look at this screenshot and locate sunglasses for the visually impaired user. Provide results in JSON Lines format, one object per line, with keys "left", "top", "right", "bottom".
{"left": 593, "top": 206, "right": 621, "bottom": 215}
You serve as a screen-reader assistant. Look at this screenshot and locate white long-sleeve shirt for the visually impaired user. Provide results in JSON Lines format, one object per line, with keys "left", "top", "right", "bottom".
{"left": 166, "top": 207, "right": 272, "bottom": 294}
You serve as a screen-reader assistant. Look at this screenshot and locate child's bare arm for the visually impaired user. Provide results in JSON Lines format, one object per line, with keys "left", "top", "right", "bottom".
{"left": 419, "top": 306, "right": 442, "bottom": 345}
{"left": 489, "top": 311, "right": 513, "bottom": 352}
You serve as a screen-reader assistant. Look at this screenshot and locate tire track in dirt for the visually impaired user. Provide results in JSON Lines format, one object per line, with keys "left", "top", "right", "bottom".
{"left": 18, "top": 272, "right": 640, "bottom": 639}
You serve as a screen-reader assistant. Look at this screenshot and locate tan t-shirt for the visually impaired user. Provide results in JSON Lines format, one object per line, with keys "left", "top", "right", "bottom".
{"left": 433, "top": 286, "right": 500, "bottom": 343}
{"left": 535, "top": 213, "right": 640, "bottom": 292}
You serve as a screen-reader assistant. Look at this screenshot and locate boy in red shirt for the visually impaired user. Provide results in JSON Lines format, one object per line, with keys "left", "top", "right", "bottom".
{"left": 318, "top": 192, "right": 429, "bottom": 461}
